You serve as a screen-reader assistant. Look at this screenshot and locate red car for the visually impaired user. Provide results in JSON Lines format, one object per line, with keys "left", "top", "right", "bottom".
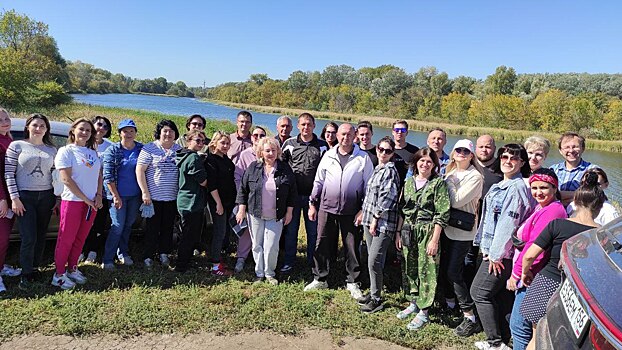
{"left": 536, "top": 217, "right": 622, "bottom": 349}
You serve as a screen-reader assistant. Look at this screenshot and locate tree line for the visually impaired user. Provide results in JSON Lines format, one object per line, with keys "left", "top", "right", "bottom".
{"left": 208, "top": 66, "right": 622, "bottom": 141}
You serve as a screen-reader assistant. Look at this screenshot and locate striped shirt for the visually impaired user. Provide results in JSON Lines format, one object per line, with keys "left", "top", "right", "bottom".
{"left": 550, "top": 159, "right": 596, "bottom": 192}
{"left": 137, "top": 141, "right": 181, "bottom": 201}
{"left": 5, "top": 141, "right": 56, "bottom": 199}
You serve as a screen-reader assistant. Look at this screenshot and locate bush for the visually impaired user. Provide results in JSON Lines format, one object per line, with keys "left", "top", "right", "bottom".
{"left": 28, "top": 81, "right": 72, "bottom": 107}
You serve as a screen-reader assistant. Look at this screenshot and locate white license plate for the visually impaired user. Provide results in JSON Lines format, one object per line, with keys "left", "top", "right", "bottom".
{"left": 559, "top": 278, "right": 589, "bottom": 338}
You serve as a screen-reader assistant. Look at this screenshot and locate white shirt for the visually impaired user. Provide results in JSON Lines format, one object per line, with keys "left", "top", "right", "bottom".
{"left": 55, "top": 144, "right": 101, "bottom": 201}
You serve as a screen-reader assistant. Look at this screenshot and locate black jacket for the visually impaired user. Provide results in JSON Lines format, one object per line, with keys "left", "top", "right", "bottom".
{"left": 204, "top": 152, "right": 237, "bottom": 210}
{"left": 236, "top": 159, "right": 298, "bottom": 221}
{"left": 281, "top": 134, "right": 328, "bottom": 196}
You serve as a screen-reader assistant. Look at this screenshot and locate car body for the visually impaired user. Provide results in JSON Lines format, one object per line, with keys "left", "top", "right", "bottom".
{"left": 536, "top": 217, "right": 622, "bottom": 349}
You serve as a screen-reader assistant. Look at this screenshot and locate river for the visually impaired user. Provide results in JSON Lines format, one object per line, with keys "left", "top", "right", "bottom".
{"left": 72, "top": 93, "right": 622, "bottom": 203}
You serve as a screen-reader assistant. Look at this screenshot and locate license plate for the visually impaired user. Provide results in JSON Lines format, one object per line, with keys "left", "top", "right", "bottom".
{"left": 559, "top": 279, "right": 589, "bottom": 338}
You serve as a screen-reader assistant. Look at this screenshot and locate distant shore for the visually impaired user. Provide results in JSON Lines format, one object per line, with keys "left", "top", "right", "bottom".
{"left": 206, "top": 99, "right": 622, "bottom": 153}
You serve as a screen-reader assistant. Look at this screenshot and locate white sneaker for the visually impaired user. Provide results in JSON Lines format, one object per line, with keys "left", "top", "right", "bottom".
{"left": 159, "top": 254, "right": 170, "bottom": 267}
{"left": 51, "top": 273, "right": 76, "bottom": 290}
{"left": 67, "top": 269, "right": 87, "bottom": 284}
{"left": 346, "top": 282, "right": 363, "bottom": 299}
{"left": 0, "top": 276, "right": 6, "bottom": 293}
{"left": 119, "top": 255, "right": 134, "bottom": 266}
{"left": 474, "top": 341, "right": 511, "bottom": 350}
{"left": 303, "top": 279, "right": 328, "bottom": 291}
{"left": 397, "top": 303, "right": 420, "bottom": 320}
{"left": 85, "top": 251, "right": 97, "bottom": 264}
{"left": 234, "top": 258, "right": 245, "bottom": 273}
{"left": 144, "top": 258, "right": 154, "bottom": 268}
{"left": 78, "top": 253, "right": 85, "bottom": 263}
{"left": 0, "top": 264, "right": 21, "bottom": 277}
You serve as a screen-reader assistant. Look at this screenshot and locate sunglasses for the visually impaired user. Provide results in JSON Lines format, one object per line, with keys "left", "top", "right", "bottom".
{"left": 377, "top": 146, "right": 394, "bottom": 155}
{"left": 95, "top": 122, "right": 109, "bottom": 130}
{"left": 455, "top": 147, "right": 471, "bottom": 155}
{"left": 500, "top": 154, "right": 521, "bottom": 162}
{"left": 190, "top": 122, "right": 204, "bottom": 127}
{"left": 192, "top": 138, "right": 205, "bottom": 144}
{"left": 252, "top": 133, "right": 266, "bottom": 138}
{"left": 325, "top": 130, "right": 337, "bottom": 135}
{"left": 393, "top": 127, "right": 407, "bottom": 133}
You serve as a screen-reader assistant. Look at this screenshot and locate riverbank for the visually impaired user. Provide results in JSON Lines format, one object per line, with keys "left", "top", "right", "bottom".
{"left": 208, "top": 100, "right": 622, "bottom": 153}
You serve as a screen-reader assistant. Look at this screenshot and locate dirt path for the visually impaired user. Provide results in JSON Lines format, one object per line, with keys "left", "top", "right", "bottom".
{"left": 0, "top": 330, "right": 415, "bottom": 350}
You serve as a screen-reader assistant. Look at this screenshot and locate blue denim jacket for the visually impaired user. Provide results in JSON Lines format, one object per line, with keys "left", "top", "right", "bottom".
{"left": 474, "top": 174, "right": 536, "bottom": 262}
{"left": 102, "top": 141, "right": 143, "bottom": 200}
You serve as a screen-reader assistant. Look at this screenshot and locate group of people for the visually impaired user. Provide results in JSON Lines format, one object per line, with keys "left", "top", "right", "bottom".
{"left": 0, "top": 107, "right": 617, "bottom": 350}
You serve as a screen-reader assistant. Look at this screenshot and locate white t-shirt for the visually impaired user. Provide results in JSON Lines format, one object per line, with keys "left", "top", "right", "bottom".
{"left": 567, "top": 200, "right": 620, "bottom": 226}
{"left": 55, "top": 144, "right": 101, "bottom": 201}
{"left": 97, "top": 138, "right": 113, "bottom": 158}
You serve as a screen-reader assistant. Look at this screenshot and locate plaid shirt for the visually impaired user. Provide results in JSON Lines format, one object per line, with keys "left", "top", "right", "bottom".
{"left": 550, "top": 159, "right": 596, "bottom": 192}
{"left": 362, "top": 162, "right": 400, "bottom": 234}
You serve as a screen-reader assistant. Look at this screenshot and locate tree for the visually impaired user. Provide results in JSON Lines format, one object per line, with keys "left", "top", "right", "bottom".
{"left": 441, "top": 93, "right": 472, "bottom": 123}
{"left": 600, "top": 100, "right": 622, "bottom": 140}
{"left": 468, "top": 94, "right": 528, "bottom": 129}
{"left": 452, "top": 76, "right": 477, "bottom": 94}
{"left": 319, "top": 65, "right": 355, "bottom": 87}
{"left": 484, "top": 66, "right": 517, "bottom": 95}
{"left": 249, "top": 73, "right": 269, "bottom": 86}
{"left": 370, "top": 68, "right": 412, "bottom": 98}
{"left": 287, "top": 70, "right": 310, "bottom": 93}
{"left": 529, "top": 89, "right": 570, "bottom": 132}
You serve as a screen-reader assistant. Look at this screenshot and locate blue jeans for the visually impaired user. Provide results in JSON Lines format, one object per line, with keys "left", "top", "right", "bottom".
{"left": 103, "top": 195, "right": 141, "bottom": 264}
{"left": 510, "top": 287, "right": 532, "bottom": 350}
{"left": 283, "top": 195, "right": 317, "bottom": 267}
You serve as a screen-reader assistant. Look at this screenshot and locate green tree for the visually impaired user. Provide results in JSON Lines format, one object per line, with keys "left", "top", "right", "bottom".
{"left": 441, "top": 92, "right": 472, "bottom": 123}
{"left": 484, "top": 66, "right": 517, "bottom": 95}
{"left": 600, "top": 100, "right": 622, "bottom": 140}
{"left": 468, "top": 94, "right": 528, "bottom": 129}
{"left": 529, "top": 89, "right": 569, "bottom": 132}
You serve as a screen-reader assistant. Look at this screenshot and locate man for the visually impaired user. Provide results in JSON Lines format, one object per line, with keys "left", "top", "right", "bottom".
{"left": 550, "top": 132, "right": 596, "bottom": 206}
{"left": 275, "top": 116, "right": 293, "bottom": 147}
{"left": 176, "top": 114, "right": 210, "bottom": 154}
{"left": 391, "top": 120, "right": 419, "bottom": 185}
{"left": 281, "top": 113, "right": 328, "bottom": 272}
{"left": 227, "top": 110, "right": 253, "bottom": 164}
{"left": 356, "top": 121, "right": 377, "bottom": 167}
{"left": 427, "top": 128, "right": 450, "bottom": 175}
{"left": 304, "top": 124, "right": 374, "bottom": 299}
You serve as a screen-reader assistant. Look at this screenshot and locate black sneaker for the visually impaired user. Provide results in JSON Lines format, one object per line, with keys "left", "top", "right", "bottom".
{"left": 360, "top": 298, "right": 384, "bottom": 313}
{"left": 18, "top": 273, "right": 35, "bottom": 290}
{"left": 357, "top": 294, "right": 371, "bottom": 306}
{"left": 454, "top": 317, "right": 483, "bottom": 337}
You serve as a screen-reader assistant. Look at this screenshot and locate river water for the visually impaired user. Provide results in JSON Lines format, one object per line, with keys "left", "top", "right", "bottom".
{"left": 72, "top": 93, "right": 622, "bottom": 203}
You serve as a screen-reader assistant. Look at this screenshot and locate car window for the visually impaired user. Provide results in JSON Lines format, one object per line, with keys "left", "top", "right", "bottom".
{"left": 10, "top": 131, "right": 68, "bottom": 148}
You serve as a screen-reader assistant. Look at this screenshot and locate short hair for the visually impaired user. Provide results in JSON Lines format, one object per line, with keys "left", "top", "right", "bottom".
{"left": 357, "top": 121, "right": 373, "bottom": 134}
{"left": 277, "top": 115, "right": 292, "bottom": 125}
{"left": 154, "top": 119, "right": 180, "bottom": 140}
{"left": 557, "top": 132, "right": 585, "bottom": 150}
{"left": 410, "top": 147, "right": 440, "bottom": 178}
{"left": 68, "top": 118, "right": 97, "bottom": 150}
{"left": 530, "top": 167, "right": 561, "bottom": 200}
{"left": 92, "top": 115, "right": 112, "bottom": 138}
{"left": 492, "top": 143, "right": 531, "bottom": 177}
{"left": 185, "top": 114, "right": 206, "bottom": 130}
{"left": 184, "top": 129, "right": 206, "bottom": 143}
{"left": 208, "top": 131, "right": 230, "bottom": 154}
{"left": 298, "top": 112, "right": 315, "bottom": 125}
{"left": 428, "top": 127, "right": 446, "bottom": 137}
{"left": 524, "top": 136, "right": 551, "bottom": 156}
{"left": 376, "top": 136, "right": 395, "bottom": 150}
{"left": 24, "top": 113, "right": 54, "bottom": 147}
{"left": 574, "top": 170, "right": 606, "bottom": 217}
{"left": 256, "top": 137, "right": 282, "bottom": 162}
{"left": 393, "top": 119, "right": 409, "bottom": 129}
{"left": 252, "top": 126, "right": 267, "bottom": 135}
{"left": 237, "top": 110, "right": 253, "bottom": 123}
{"left": 586, "top": 167, "right": 609, "bottom": 185}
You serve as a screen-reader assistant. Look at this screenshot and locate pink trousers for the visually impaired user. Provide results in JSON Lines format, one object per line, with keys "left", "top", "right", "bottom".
{"left": 54, "top": 200, "right": 97, "bottom": 274}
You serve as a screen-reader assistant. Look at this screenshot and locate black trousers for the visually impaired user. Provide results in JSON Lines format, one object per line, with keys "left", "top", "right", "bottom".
{"left": 84, "top": 197, "right": 110, "bottom": 253}
{"left": 439, "top": 233, "right": 475, "bottom": 312}
{"left": 312, "top": 210, "right": 362, "bottom": 284}
{"left": 143, "top": 200, "right": 177, "bottom": 259}
{"left": 176, "top": 211, "right": 203, "bottom": 271}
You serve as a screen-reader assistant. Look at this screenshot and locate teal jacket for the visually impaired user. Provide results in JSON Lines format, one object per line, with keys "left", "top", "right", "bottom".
{"left": 176, "top": 149, "right": 207, "bottom": 215}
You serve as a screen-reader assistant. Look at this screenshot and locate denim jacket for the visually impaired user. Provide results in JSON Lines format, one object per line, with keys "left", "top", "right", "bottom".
{"left": 102, "top": 141, "right": 144, "bottom": 200}
{"left": 474, "top": 174, "right": 536, "bottom": 262}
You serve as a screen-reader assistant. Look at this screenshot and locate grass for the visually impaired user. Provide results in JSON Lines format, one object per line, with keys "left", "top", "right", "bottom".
{"left": 209, "top": 100, "right": 622, "bottom": 153}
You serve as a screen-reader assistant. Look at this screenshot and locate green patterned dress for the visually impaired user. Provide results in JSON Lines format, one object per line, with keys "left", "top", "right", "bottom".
{"left": 399, "top": 175, "right": 450, "bottom": 309}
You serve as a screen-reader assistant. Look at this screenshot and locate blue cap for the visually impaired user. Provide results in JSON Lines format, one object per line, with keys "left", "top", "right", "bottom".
{"left": 118, "top": 119, "right": 137, "bottom": 131}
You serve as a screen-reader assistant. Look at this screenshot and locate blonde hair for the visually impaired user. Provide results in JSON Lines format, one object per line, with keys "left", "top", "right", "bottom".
{"left": 256, "top": 137, "right": 282, "bottom": 162}
{"left": 524, "top": 136, "right": 551, "bottom": 156}
{"left": 208, "top": 131, "right": 230, "bottom": 154}
{"left": 184, "top": 130, "right": 206, "bottom": 145}
{"left": 445, "top": 149, "right": 483, "bottom": 177}
{"left": 0, "top": 108, "right": 13, "bottom": 139}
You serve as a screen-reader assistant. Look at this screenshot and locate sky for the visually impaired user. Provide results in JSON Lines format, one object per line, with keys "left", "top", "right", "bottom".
{"left": 3, "top": 1, "right": 622, "bottom": 87}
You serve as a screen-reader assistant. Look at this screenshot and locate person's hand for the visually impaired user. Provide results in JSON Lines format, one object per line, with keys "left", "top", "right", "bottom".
{"left": 95, "top": 195, "right": 103, "bottom": 209}
{"left": 113, "top": 195, "right": 122, "bottom": 209}
{"left": 521, "top": 270, "right": 534, "bottom": 287}
{"left": 236, "top": 209, "right": 246, "bottom": 225}
{"left": 395, "top": 232, "right": 402, "bottom": 251}
{"left": 11, "top": 198, "right": 25, "bottom": 216}
{"left": 0, "top": 199, "right": 8, "bottom": 218}
{"left": 52, "top": 198, "right": 61, "bottom": 216}
{"left": 354, "top": 210, "right": 363, "bottom": 226}
{"left": 507, "top": 276, "right": 518, "bottom": 291}
{"left": 142, "top": 192, "right": 152, "bottom": 206}
{"left": 308, "top": 205, "right": 317, "bottom": 221}
{"left": 215, "top": 202, "right": 224, "bottom": 216}
{"left": 488, "top": 260, "right": 505, "bottom": 276}
{"left": 284, "top": 211, "right": 293, "bottom": 226}
{"left": 370, "top": 217, "right": 378, "bottom": 236}
{"left": 426, "top": 239, "right": 439, "bottom": 256}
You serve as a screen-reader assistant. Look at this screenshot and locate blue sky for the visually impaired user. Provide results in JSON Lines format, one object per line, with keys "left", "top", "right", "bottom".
{"left": 3, "top": 1, "right": 621, "bottom": 87}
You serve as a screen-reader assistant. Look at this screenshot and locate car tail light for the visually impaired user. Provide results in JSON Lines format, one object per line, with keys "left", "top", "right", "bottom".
{"left": 590, "top": 324, "right": 616, "bottom": 350}
{"left": 562, "top": 242, "right": 622, "bottom": 346}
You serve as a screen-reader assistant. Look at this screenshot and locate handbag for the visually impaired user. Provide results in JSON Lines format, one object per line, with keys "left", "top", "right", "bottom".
{"left": 448, "top": 208, "right": 476, "bottom": 231}
{"left": 400, "top": 223, "right": 413, "bottom": 247}
{"left": 511, "top": 227, "right": 526, "bottom": 249}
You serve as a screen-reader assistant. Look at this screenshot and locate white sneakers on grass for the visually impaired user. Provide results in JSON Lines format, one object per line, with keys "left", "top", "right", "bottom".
{"left": 51, "top": 273, "right": 76, "bottom": 290}
{"left": 346, "top": 283, "right": 363, "bottom": 300}
{"left": 303, "top": 279, "right": 328, "bottom": 291}
{"left": 0, "top": 264, "right": 21, "bottom": 277}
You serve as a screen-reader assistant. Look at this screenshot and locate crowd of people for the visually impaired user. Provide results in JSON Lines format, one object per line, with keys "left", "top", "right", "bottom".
{"left": 0, "top": 107, "right": 618, "bottom": 350}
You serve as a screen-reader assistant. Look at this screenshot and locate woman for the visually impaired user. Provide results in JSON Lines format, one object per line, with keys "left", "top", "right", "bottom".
{"left": 175, "top": 130, "right": 208, "bottom": 273}
{"left": 524, "top": 136, "right": 550, "bottom": 174}
{"left": 205, "top": 131, "right": 236, "bottom": 276}
{"left": 5, "top": 113, "right": 57, "bottom": 290}
{"left": 52, "top": 118, "right": 103, "bottom": 289}
{"left": 236, "top": 137, "right": 296, "bottom": 285}
{"left": 176, "top": 114, "right": 210, "bottom": 153}
{"left": 136, "top": 120, "right": 181, "bottom": 268}
{"left": 507, "top": 168, "right": 566, "bottom": 350}
{"left": 395, "top": 147, "right": 450, "bottom": 330}
{"left": 567, "top": 168, "right": 619, "bottom": 226}
{"left": 471, "top": 144, "right": 535, "bottom": 350}
{"left": 440, "top": 139, "right": 484, "bottom": 337}
{"left": 102, "top": 119, "right": 143, "bottom": 270}
{"left": 320, "top": 122, "right": 338, "bottom": 149}
{"left": 357, "top": 136, "right": 400, "bottom": 313}
{"left": 233, "top": 126, "right": 266, "bottom": 273}
{"left": 0, "top": 108, "right": 19, "bottom": 293}
{"left": 82, "top": 115, "right": 113, "bottom": 264}
{"left": 520, "top": 174, "right": 604, "bottom": 350}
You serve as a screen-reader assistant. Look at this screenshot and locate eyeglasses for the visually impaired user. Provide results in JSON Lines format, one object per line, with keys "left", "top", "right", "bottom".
{"left": 325, "top": 131, "right": 337, "bottom": 135}
{"left": 192, "top": 138, "right": 205, "bottom": 144}
{"left": 528, "top": 152, "right": 545, "bottom": 159}
{"left": 190, "top": 122, "right": 204, "bottom": 127}
{"left": 393, "top": 127, "right": 407, "bottom": 133}
{"left": 500, "top": 154, "right": 521, "bottom": 162}
{"left": 95, "top": 122, "right": 109, "bottom": 130}
{"left": 377, "top": 146, "right": 394, "bottom": 155}
{"left": 252, "top": 133, "right": 266, "bottom": 138}
{"left": 455, "top": 147, "right": 471, "bottom": 155}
